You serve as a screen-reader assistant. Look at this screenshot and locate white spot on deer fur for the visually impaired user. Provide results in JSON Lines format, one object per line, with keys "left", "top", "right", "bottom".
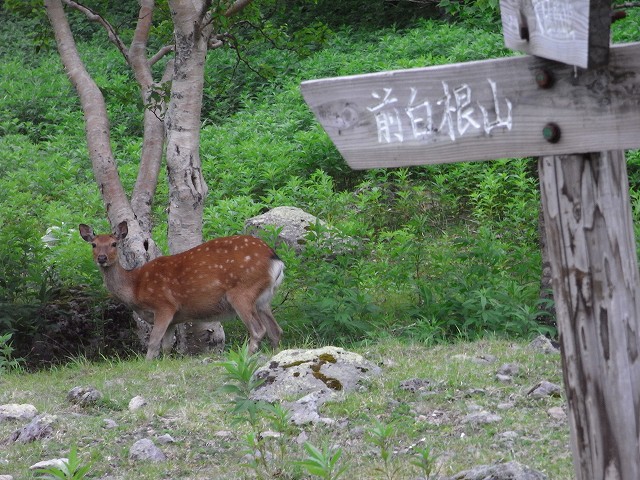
{"left": 244, "top": 255, "right": 251, "bottom": 262}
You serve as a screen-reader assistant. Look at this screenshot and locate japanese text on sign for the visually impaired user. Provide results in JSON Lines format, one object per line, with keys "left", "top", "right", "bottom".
{"left": 367, "top": 79, "right": 513, "bottom": 144}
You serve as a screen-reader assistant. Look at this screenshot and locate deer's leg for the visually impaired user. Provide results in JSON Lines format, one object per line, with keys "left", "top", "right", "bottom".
{"left": 147, "top": 309, "right": 176, "bottom": 360}
{"left": 161, "top": 324, "right": 177, "bottom": 355}
{"left": 227, "top": 290, "right": 266, "bottom": 354}
{"left": 258, "top": 307, "right": 282, "bottom": 349}
{"left": 256, "top": 287, "right": 282, "bottom": 349}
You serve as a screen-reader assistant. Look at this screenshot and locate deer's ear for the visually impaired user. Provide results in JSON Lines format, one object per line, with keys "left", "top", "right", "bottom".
{"left": 79, "top": 224, "right": 95, "bottom": 243}
{"left": 115, "top": 221, "right": 129, "bottom": 240}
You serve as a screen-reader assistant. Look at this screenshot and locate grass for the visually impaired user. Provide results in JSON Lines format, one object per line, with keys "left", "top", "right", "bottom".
{"left": 0, "top": 338, "right": 571, "bottom": 479}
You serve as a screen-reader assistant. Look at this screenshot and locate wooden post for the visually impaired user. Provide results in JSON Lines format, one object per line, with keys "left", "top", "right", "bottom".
{"left": 539, "top": 152, "right": 640, "bottom": 478}
{"left": 300, "top": 1, "right": 640, "bottom": 475}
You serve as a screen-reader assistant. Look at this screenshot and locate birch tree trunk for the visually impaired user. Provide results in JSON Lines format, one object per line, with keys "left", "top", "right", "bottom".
{"left": 46, "top": 0, "right": 255, "bottom": 355}
{"left": 44, "top": 0, "right": 154, "bottom": 265}
{"left": 163, "top": 1, "right": 224, "bottom": 354}
{"left": 539, "top": 152, "right": 640, "bottom": 479}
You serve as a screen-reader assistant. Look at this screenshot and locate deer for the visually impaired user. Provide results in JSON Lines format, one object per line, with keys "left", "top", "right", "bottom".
{"left": 79, "top": 221, "right": 284, "bottom": 360}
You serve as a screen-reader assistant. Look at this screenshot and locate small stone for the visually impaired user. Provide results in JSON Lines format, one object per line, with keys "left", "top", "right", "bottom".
{"left": 103, "top": 419, "right": 118, "bottom": 429}
{"left": 399, "top": 378, "right": 434, "bottom": 393}
{"left": 6, "top": 414, "right": 56, "bottom": 444}
{"left": 529, "top": 335, "right": 560, "bottom": 354}
{"left": 497, "top": 430, "right": 519, "bottom": 440}
{"left": 496, "top": 374, "right": 512, "bottom": 383}
{"left": 295, "top": 431, "right": 308, "bottom": 445}
{"left": 497, "top": 363, "right": 520, "bottom": 376}
{"left": 547, "top": 406, "right": 567, "bottom": 421}
{"left": 213, "top": 430, "right": 233, "bottom": 438}
{"left": 129, "top": 439, "right": 166, "bottom": 463}
{"left": 527, "top": 381, "right": 562, "bottom": 399}
{"left": 29, "top": 458, "right": 69, "bottom": 471}
{"left": 157, "top": 434, "right": 176, "bottom": 444}
{"left": 0, "top": 404, "right": 38, "bottom": 422}
{"left": 473, "top": 354, "right": 497, "bottom": 364}
{"left": 0, "top": 474, "right": 14, "bottom": 480}
{"left": 497, "top": 402, "right": 515, "bottom": 410}
{"left": 463, "top": 411, "right": 502, "bottom": 425}
{"left": 67, "top": 386, "right": 102, "bottom": 407}
{"left": 128, "top": 396, "right": 147, "bottom": 411}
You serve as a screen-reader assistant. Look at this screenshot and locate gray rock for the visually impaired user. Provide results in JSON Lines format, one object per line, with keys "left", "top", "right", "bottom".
{"left": 547, "top": 406, "right": 567, "bottom": 421}
{"left": 5, "top": 414, "right": 56, "bottom": 444}
{"left": 529, "top": 335, "right": 560, "bottom": 354}
{"left": 495, "top": 374, "right": 512, "bottom": 383}
{"left": 448, "top": 461, "right": 548, "bottom": 479}
{"left": 252, "top": 346, "right": 381, "bottom": 403}
{"left": 451, "top": 354, "right": 497, "bottom": 364}
{"left": 497, "top": 363, "right": 520, "bottom": 376}
{"left": 245, "top": 206, "right": 358, "bottom": 255}
{"left": 67, "top": 386, "right": 103, "bottom": 407}
{"left": 129, "top": 439, "right": 166, "bottom": 463}
{"left": 128, "top": 396, "right": 147, "bottom": 411}
{"left": 157, "top": 434, "right": 176, "bottom": 444}
{"left": 463, "top": 411, "right": 502, "bottom": 425}
{"left": 285, "top": 390, "right": 335, "bottom": 426}
{"left": 29, "top": 458, "right": 68, "bottom": 471}
{"left": 103, "top": 419, "right": 119, "bottom": 429}
{"left": 399, "top": 378, "right": 437, "bottom": 394}
{"left": 527, "top": 381, "right": 562, "bottom": 399}
{"left": 0, "top": 404, "right": 38, "bottom": 422}
{"left": 0, "top": 475, "right": 14, "bottom": 480}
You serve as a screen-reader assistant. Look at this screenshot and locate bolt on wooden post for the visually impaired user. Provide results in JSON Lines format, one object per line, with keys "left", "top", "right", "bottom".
{"left": 301, "top": 0, "right": 640, "bottom": 477}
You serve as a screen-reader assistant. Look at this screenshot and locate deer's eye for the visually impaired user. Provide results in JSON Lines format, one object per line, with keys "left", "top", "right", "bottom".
{"left": 91, "top": 243, "right": 97, "bottom": 248}
{"left": 111, "top": 242, "right": 117, "bottom": 248}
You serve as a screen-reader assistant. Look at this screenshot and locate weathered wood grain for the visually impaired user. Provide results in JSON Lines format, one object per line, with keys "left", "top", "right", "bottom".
{"left": 301, "top": 43, "right": 640, "bottom": 170}
{"left": 539, "top": 152, "right": 640, "bottom": 479}
{"left": 500, "top": 0, "right": 611, "bottom": 68}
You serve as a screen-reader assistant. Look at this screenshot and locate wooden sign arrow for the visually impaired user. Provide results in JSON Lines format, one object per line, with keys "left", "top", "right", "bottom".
{"left": 300, "top": 42, "right": 640, "bottom": 170}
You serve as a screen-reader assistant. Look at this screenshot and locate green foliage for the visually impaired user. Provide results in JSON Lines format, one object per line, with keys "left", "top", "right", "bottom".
{"left": 0, "top": 6, "right": 556, "bottom": 361}
{"left": 34, "top": 445, "right": 92, "bottom": 480}
{"left": 217, "top": 344, "right": 297, "bottom": 479}
{"left": 366, "top": 420, "right": 400, "bottom": 480}
{"left": 0, "top": 333, "right": 22, "bottom": 373}
{"left": 410, "top": 445, "right": 438, "bottom": 479}
{"left": 216, "top": 343, "right": 271, "bottom": 425}
{"left": 295, "top": 442, "right": 348, "bottom": 480}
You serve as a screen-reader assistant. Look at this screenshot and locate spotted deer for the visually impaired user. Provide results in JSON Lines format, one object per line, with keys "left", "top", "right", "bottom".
{"left": 79, "top": 221, "right": 284, "bottom": 359}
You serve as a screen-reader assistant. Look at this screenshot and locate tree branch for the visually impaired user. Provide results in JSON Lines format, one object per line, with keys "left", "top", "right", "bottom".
{"left": 61, "top": 0, "right": 131, "bottom": 64}
{"left": 149, "top": 45, "right": 175, "bottom": 66}
{"left": 224, "top": 0, "right": 253, "bottom": 17}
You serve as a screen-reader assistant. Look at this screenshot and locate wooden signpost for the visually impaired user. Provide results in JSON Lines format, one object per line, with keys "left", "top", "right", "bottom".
{"left": 301, "top": 0, "right": 640, "bottom": 478}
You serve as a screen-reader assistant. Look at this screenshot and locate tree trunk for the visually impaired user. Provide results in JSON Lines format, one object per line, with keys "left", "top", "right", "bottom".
{"left": 45, "top": 0, "right": 162, "bottom": 348}
{"left": 539, "top": 151, "right": 640, "bottom": 479}
{"left": 166, "top": 1, "right": 224, "bottom": 353}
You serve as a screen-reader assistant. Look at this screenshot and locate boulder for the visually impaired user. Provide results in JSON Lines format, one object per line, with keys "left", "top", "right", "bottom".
{"left": 252, "top": 346, "right": 381, "bottom": 403}
{"left": 245, "top": 206, "right": 358, "bottom": 255}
